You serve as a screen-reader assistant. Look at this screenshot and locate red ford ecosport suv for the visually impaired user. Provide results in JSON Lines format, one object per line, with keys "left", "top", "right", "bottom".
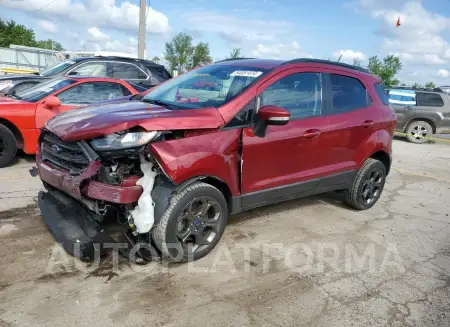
{"left": 36, "top": 58, "right": 396, "bottom": 263}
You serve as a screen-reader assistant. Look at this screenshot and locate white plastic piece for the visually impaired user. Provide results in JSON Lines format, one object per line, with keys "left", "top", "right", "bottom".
{"left": 129, "top": 154, "right": 158, "bottom": 234}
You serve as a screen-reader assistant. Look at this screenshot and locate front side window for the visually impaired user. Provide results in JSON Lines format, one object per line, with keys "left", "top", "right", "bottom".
{"left": 416, "top": 92, "right": 444, "bottom": 107}
{"left": 111, "top": 63, "right": 147, "bottom": 80}
{"left": 330, "top": 74, "right": 369, "bottom": 113}
{"left": 143, "top": 64, "right": 269, "bottom": 110}
{"left": 41, "top": 60, "right": 75, "bottom": 76}
{"left": 261, "top": 73, "right": 322, "bottom": 119}
{"left": 56, "top": 82, "right": 127, "bottom": 104}
{"left": 68, "top": 62, "right": 107, "bottom": 77}
{"left": 16, "top": 78, "right": 76, "bottom": 102}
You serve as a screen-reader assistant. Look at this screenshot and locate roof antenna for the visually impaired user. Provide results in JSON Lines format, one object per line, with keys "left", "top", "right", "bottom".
{"left": 337, "top": 54, "right": 342, "bottom": 62}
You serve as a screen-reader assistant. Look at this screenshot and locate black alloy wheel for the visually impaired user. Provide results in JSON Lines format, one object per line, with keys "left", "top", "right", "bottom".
{"left": 152, "top": 182, "right": 228, "bottom": 262}
{"left": 345, "top": 158, "right": 386, "bottom": 210}
{"left": 176, "top": 195, "right": 222, "bottom": 253}
{"left": 360, "top": 168, "right": 384, "bottom": 205}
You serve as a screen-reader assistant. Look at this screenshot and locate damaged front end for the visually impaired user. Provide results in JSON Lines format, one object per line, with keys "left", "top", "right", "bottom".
{"left": 36, "top": 129, "right": 182, "bottom": 262}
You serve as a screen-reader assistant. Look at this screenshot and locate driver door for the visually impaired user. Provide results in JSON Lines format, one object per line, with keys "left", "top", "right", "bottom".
{"left": 35, "top": 81, "right": 128, "bottom": 129}
{"left": 240, "top": 69, "right": 329, "bottom": 208}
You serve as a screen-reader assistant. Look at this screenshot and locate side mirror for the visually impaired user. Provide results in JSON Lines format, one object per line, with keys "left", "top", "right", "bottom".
{"left": 257, "top": 105, "right": 290, "bottom": 125}
{"left": 44, "top": 96, "right": 61, "bottom": 109}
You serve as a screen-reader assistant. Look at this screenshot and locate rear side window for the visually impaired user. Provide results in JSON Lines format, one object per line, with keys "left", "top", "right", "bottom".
{"left": 111, "top": 63, "right": 147, "bottom": 80}
{"left": 416, "top": 92, "right": 444, "bottom": 107}
{"left": 330, "top": 74, "right": 369, "bottom": 113}
{"left": 374, "top": 83, "right": 389, "bottom": 105}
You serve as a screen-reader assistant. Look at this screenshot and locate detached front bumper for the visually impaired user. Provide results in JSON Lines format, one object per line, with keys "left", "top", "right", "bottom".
{"left": 38, "top": 190, "right": 115, "bottom": 261}
{"left": 37, "top": 156, "right": 143, "bottom": 205}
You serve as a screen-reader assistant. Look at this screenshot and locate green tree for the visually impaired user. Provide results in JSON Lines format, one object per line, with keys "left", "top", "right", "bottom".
{"left": 150, "top": 56, "right": 161, "bottom": 64}
{"left": 191, "top": 42, "right": 212, "bottom": 68}
{"left": 368, "top": 55, "right": 402, "bottom": 87}
{"left": 35, "top": 39, "right": 64, "bottom": 51}
{"left": 412, "top": 83, "right": 422, "bottom": 89}
{"left": 352, "top": 58, "right": 362, "bottom": 67}
{"left": 424, "top": 81, "right": 436, "bottom": 89}
{"left": 164, "top": 32, "right": 212, "bottom": 73}
{"left": 0, "top": 19, "right": 36, "bottom": 48}
{"left": 227, "top": 48, "right": 243, "bottom": 59}
{"left": 0, "top": 19, "right": 64, "bottom": 51}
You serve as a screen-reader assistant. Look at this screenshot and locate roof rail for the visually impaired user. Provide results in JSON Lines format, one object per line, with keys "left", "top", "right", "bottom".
{"left": 214, "top": 57, "right": 256, "bottom": 63}
{"left": 283, "top": 58, "right": 370, "bottom": 73}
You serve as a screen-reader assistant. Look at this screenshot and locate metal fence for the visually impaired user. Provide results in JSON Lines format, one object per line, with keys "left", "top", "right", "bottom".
{"left": 0, "top": 45, "right": 59, "bottom": 74}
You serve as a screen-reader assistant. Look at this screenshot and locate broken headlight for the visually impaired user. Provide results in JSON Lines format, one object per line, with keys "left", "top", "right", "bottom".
{"left": 90, "top": 131, "right": 159, "bottom": 151}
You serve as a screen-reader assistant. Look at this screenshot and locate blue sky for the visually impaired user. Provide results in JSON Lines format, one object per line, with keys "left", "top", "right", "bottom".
{"left": 1, "top": 0, "right": 450, "bottom": 84}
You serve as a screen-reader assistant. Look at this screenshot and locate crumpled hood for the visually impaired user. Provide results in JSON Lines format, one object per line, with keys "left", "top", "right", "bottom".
{"left": 46, "top": 100, "right": 225, "bottom": 141}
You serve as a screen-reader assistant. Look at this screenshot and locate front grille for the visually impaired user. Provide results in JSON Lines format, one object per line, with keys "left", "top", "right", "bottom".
{"left": 41, "top": 132, "right": 90, "bottom": 175}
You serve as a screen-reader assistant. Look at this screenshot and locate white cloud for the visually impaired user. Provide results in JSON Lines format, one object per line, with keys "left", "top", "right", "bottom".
{"left": 2, "top": 0, "right": 170, "bottom": 34}
{"left": 356, "top": 0, "right": 450, "bottom": 83}
{"left": 38, "top": 20, "right": 57, "bottom": 34}
{"left": 390, "top": 51, "right": 414, "bottom": 62}
{"left": 332, "top": 49, "right": 367, "bottom": 62}
{"left": 423, "top": 54, "right": 447, "bottom": 65}
{"left": 367, "top": 2, "right": 450, "bottom": 63}
{"left": 184, "top": 11, "right": 294, "bottom": 44}
{"left": 437, "top": 69, "right": 449, "bottom": 78}
{"left": 252, "top": 42, "right": 311, "bottom": 59}
{"left": 87, "top": 27, "right": 111, "bottom": 42}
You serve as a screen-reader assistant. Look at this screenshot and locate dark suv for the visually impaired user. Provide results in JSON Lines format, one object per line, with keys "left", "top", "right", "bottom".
{"left": 36, "top": 58, "right": 396, "bottom": 263}
{"left": 0, "top": 56, "right": 171, "bottom": 95}
{"left": 389, "top": 89, "right": 450, "bottom": 143}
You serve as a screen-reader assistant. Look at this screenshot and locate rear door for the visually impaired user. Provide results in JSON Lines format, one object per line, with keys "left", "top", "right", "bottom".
{"left": 321, "top": 72, "right": 380, "bottom": 176}
{"left": 35, "top": 81, "right": 130, "bottom": 129}
{"left": 241, "top": 69, "right": 328, "bottom": 203}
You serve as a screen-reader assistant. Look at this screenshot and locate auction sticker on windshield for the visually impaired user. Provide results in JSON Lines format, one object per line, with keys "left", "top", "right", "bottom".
{"left": 230, "top": 71, "right": 263, "bottom": 77}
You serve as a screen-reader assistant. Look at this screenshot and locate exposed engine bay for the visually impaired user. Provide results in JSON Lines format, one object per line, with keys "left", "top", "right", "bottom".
{"left": 36, "top": 127, "right": 233, "bottom": 263}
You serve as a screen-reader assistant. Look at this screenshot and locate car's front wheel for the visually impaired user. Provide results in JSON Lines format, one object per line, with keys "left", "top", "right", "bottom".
{"left": 344, "top": 158, "right": 386, "bottom": 210}
{"left": 0, "top": 124, "right": 17, "bottom": 168}
{"left": 152, "top": 182, "right": 228, "bottom": 262}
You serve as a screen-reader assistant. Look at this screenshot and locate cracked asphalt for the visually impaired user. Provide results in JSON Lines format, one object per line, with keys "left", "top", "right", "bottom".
{"left": 0, "top": 138, "right": 449, "bottom": 327}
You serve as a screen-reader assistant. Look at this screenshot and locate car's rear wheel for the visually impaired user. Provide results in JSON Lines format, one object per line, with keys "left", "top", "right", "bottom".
{"left": 152, "top": 182, "right": 228, "bottom": 262}
{"left": 0, "top": 124, "right": 17, "bottom": 168}
{"left": 344, "top": 158, "right": 386, "bottom": 210}
{"left": 405, "top": 121, "right": 433, "bottom": 144}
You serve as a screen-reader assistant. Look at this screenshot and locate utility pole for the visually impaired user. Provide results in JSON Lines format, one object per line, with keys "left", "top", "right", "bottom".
{"left": 138, "top": 0, "right": 146, "bottom": 59}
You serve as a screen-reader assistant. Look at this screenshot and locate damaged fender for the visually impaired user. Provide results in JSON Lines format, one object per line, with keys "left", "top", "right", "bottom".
{"left": 149, "top": 129, "right": 241, "bottom": 196}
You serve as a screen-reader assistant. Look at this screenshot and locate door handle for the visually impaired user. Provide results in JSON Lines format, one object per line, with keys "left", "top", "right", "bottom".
{"left": 361, "top": 120, "right": 374, "bottom": 128}
{"left": 303, "top": 129, "right": 321, "bottom": 139}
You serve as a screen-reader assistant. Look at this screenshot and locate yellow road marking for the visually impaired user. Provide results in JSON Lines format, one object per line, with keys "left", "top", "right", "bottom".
{"left": 395, "top": 131, "right": 450, "bottom": 143}
{"left": 393, "top": 167, "right": 450, "bottom": 183}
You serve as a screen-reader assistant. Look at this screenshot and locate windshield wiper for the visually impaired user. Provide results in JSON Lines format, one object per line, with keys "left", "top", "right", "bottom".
{"left": 142, "top": 98, "right": 176, "bottom": 110}
{"left": 8, "top": 93, "right": 22, "bottom": 100}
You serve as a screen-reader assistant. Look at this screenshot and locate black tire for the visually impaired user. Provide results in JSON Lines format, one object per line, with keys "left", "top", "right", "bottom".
{"left": 344, "top": 158, "right": 386, "bottom": 210}
{"left": 0, "top": 124, "right": 17, "bottom": 168}
{"left": 405, "top": 121, "right": 433, "bottom": 144}
{"left": 152, "top": 182, "right": 228, "bottom": 262}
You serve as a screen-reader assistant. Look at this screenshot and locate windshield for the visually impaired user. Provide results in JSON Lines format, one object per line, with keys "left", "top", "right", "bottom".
{"left": 17, "top": 78, "right": 76, "bottom": 102}
{"left": 41, "top": 60, "right": 75, "bottom": 76}
{"left": 143, "top": 64, "right": 269, "bottom": 109}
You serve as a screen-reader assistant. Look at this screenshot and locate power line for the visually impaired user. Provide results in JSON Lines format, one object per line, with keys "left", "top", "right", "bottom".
{"left": 22, "top": 0, "right": 59, "bottom": 16}
{"left": 145, "top": 0, "right": 150, "bottom": 20}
